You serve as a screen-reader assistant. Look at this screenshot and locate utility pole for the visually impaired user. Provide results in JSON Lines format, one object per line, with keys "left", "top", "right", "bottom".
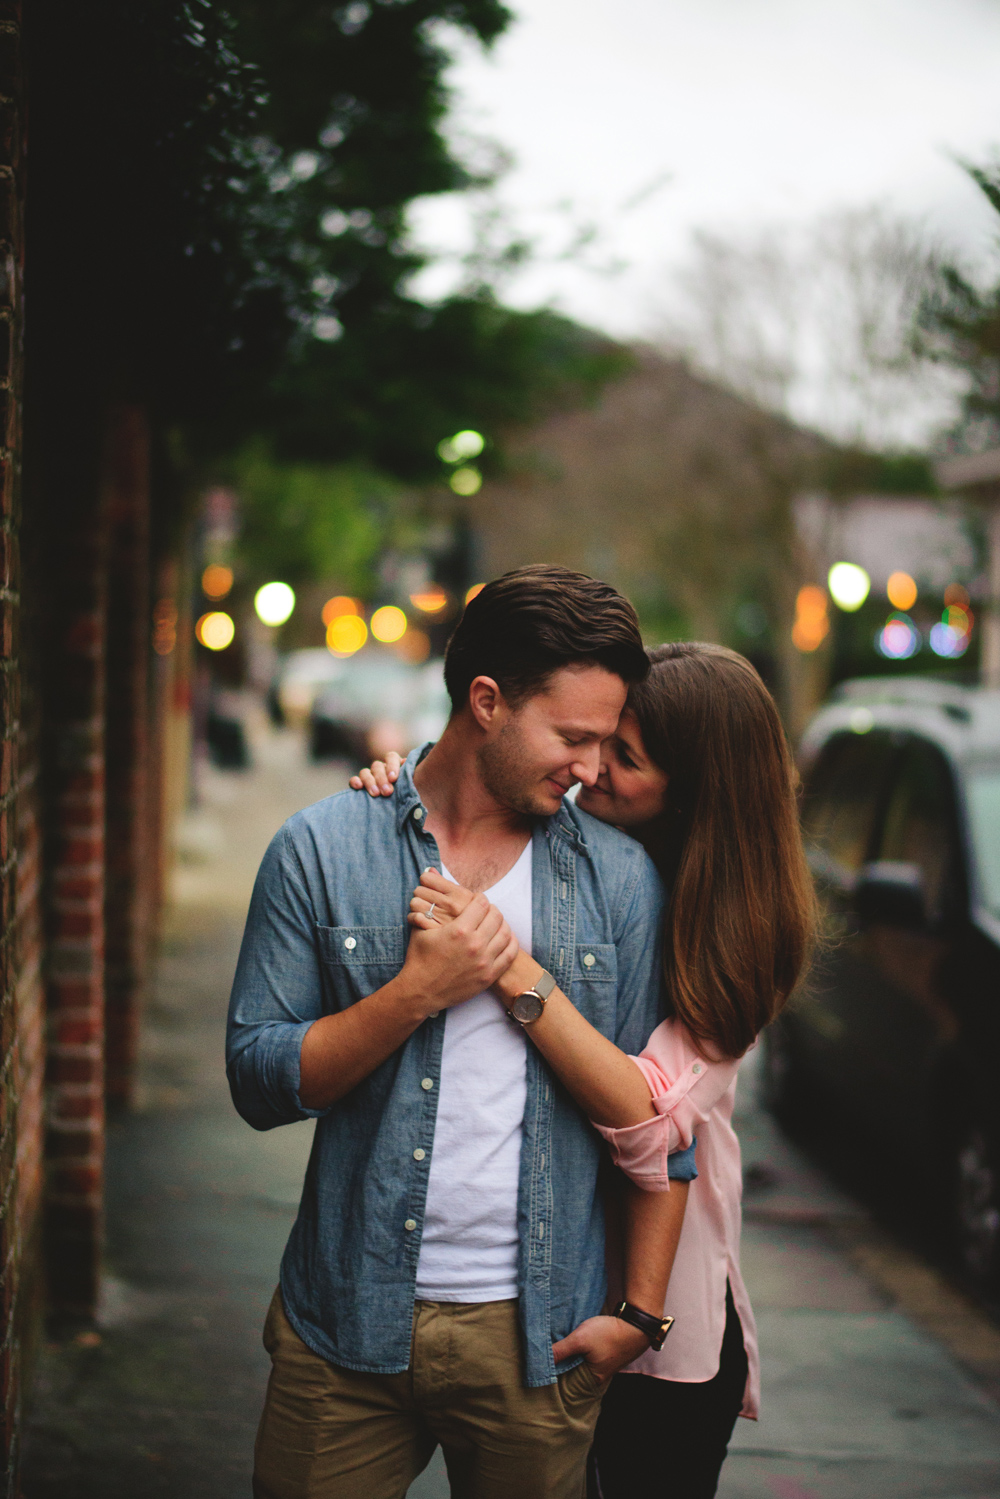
{"left": 937, "top": 449, "right": 1000, "bottom": 688}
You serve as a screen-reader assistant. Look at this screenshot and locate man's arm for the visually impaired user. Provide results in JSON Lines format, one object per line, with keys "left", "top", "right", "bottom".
{"left": 551, "top": 1179, "right": 690, "bottom": 1380}
{"left": 227, "top": 826, "right": 518, "bottom": 1128}
{"left": 299, "top": 895, "right": 518, "bottom": 1108}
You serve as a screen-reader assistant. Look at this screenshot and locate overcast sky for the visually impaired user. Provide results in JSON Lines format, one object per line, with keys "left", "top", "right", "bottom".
{"left": 407, "top": 0, "right": 1000, "bottom": 339}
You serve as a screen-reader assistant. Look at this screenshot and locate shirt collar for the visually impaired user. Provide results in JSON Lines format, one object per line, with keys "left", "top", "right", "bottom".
{"left": 394, "top": 743, "right": 433, "bottom": 834}
{"left": 396, "top": 742, "right": 591, "bottom": 856}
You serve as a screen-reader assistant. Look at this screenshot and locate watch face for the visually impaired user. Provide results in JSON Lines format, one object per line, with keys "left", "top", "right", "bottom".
{"left": 511, "top": 991, "right": 544, "bottom": 1024}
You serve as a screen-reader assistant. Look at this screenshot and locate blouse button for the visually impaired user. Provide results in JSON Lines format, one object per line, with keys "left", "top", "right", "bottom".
{"left": 404, "top": 1219, "right": 417, "bottom": 1232}
{"left": 421, "top": 1077, "right": 434, "bottom": 1091}
{"left": 413, "top": 807, "right": 424, "bottom": 821}
{"left": 582, "top": 952, "right": 596, "bottom": 968}
{"left": 344, "top": 937, "right": 357, "bottom": 951}
{"left": 413, "top": 1148, "right": 426, "bottom": 1161}
{"left": 692, "top": 1062, "right": 702, "bottom": 1074}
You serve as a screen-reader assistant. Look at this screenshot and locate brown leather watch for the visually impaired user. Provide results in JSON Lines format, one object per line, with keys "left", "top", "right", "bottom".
{"left": 613, "top": 1300, "right": 675, "bottom": 1351}
{"left": 508, "top": 968, "right": 556, "bottom": 1025}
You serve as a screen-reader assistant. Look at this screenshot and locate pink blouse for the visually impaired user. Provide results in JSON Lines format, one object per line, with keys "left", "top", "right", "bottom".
{"left": 595, "top": 1018, "right": 760, "bottom": 1419}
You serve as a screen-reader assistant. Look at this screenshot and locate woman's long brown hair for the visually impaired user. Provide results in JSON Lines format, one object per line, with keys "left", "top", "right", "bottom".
{"left": 627, "top": 643, "right": 816, "bottom": 1060}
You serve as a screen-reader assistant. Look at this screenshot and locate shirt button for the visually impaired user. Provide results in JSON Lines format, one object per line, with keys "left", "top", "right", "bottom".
{"left": 344, "top": 936, "right": 357, "bottom": 951}
{"left": 421, "top": 1077, "right": 434, "bottom": 1091}
{"left": 413, "top": 1148, "right": 426, "bottom": 1161}
{"left": 413, "top": 807, "right": 424, "bottom": 821}
{"left": 582, "top": 952, "right": 596, "bottom": 968}
{"left": 404, "top": 1219, "right": 417, "bottom": 1232}
{"left": 692, "top": 1063, "right": 702, "bottom": 1074}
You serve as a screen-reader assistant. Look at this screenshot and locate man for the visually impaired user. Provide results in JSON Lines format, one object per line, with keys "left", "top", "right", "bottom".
{"left": 227, "top": 566, "right": 695, "bottom": 1499}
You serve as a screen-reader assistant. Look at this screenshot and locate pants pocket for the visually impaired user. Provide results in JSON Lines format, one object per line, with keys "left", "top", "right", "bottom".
{"left": 559, "top": 1359, "right": 606, "bottom": 1405}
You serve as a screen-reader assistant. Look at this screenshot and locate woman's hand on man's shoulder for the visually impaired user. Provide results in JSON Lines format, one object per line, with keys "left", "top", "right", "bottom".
{"left": 349, "top": 750, "right": 403, "bottom": 797}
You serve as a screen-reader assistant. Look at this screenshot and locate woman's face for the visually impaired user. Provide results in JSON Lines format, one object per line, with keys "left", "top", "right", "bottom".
{"left": 576, "top": 709, "right": 669, "bottom": 829}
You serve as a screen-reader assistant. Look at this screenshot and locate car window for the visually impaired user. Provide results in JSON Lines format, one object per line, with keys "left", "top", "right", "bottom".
{"left": 965, "top": 770, "right": 1000, "bottom": 920}
{"left": 876, "top": 738, "right": 960, "bottom": 925}
{"left": 801, "top": 730, "right": 896, "bottom": 886}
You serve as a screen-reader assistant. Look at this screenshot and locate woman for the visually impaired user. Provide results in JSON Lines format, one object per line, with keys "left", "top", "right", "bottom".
{"left": 351, "top": 642, "right": 816, "bottom": 1499}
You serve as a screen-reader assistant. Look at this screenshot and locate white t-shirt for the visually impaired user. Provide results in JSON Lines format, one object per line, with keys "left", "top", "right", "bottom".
{"left": 414, "top": 841, "right": 533, "bottom": 1303}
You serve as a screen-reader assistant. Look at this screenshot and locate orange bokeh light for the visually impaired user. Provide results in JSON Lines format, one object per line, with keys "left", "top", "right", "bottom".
{"left": 195, "top": 611, "right": 235, "bottom": 651}
{"left": 409, "top": 587, "right": 449, "bottom": 615}
{"left": 322, "top": 595, "right": 361, "bottom": 625}
{"left": 886, "top": 571, "right": 917, "bottom": 611}
{"left": 202, "top": 564, "right": 234, "bottom": 600}
{"left": 326, "top": 614, "right": 368, "bottom": 657}
{"left": 464, "top": 583, "right": 485, "bottom": 605}
{"left": 792, "top": 585, "right": 829, "bottom": 653}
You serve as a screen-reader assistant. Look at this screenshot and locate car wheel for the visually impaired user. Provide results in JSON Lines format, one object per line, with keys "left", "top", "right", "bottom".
{"left": 953, "top": 1120, "right": 1000, "bottom": 1292}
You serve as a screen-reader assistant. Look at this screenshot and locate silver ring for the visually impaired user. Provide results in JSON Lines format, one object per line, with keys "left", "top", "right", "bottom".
{"left": 427, "top": 903, "right": 437, "bottom": 920}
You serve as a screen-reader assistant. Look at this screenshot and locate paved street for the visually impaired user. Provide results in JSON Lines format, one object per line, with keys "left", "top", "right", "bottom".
{"left": 22, "top": 723, "right": 1000, "bottom": 1497}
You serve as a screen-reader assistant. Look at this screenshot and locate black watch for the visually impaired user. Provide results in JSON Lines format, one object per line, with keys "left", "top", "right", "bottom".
{"left": 614, "top": 1300, "right": 675, "bottom": 1352}
{"left": 508, "top": 968, "right": 556, "bottom": 1025}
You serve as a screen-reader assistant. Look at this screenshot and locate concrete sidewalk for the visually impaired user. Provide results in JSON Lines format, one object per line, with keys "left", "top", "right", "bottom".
{"left": 21, "top": 726, "right": 1000, "bottom": 1497}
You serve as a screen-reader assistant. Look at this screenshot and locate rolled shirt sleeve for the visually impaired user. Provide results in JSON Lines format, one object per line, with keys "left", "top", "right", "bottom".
{"left": 226, "top": 825, "right": 333, "bottom": 1130}
{"left": 595, "top": 1019, "right": 741, "bottom": 1191}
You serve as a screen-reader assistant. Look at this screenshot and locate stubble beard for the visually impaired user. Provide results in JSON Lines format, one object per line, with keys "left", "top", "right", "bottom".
{"left": 478, "top": 720, "right": 553, "bottom": 817}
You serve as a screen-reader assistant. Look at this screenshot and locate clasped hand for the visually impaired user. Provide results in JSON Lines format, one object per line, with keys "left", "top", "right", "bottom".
{"left": 400, "top": 871, "right": 518, "bottom": 1015}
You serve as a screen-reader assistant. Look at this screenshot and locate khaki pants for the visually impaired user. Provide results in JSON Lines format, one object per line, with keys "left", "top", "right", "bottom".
{"left": 253, "top": 1289, "right": 604, "bottom": 1499}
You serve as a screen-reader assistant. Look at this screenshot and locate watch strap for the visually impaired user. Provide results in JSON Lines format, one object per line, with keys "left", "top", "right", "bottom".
{"left": 534, "top": 968, "right": 556, "bottom": 999}
{"left": 613, "top": 1300, "right": 674, "bottom": 1352}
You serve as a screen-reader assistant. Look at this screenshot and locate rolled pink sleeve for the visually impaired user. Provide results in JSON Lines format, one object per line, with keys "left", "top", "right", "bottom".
{"left": 594, "top": 1020, "right": 741, "bottom": 1190}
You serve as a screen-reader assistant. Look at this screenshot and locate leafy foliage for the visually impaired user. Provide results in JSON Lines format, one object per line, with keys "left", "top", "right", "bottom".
{"left": 922, "top": 163, "right": 1000, "bottom": 450}
{"left": 28, "top": 0, "right": 620, "bottom": 483}
{"left": 226, "top": 443, "right": 393, "bottom": 590}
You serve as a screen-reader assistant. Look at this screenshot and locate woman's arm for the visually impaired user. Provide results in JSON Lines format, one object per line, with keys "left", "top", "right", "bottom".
{"left": 551, "top": 1176, "right": 690, "bottom": 1379}
{"left": 411, "top": 869, "right": 656, "bottom": 1129}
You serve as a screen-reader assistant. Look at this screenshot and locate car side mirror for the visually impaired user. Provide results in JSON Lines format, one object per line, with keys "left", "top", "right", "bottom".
{"left": 855, "top": 861, "right": 927, "bottom": 929}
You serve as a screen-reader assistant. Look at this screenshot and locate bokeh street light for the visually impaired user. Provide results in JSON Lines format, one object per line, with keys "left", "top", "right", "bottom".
{"left": 196, "top": 611, "right": 235, "bottom": 651}
{"left": 886, "top": 571, "right": 917, "bottom": 611}
{"left": 254, "top": 581, "right": 296, "bottom": 627}
{"left": 370, "top": 605, "right": 408, "bottom": 643}
{"left": 792, "top": 585, "right": 829, "bottom": 652}
{"left": 449, "top": 467, "right": 482, "bottom": 496}
{"left": 409, "top": 586, "right": 449, "bottom": 616}
{"left": 201, "top": 564, "right": 234, "bottom": 600}
{"left": 326, "top": 614, "right": 368, "bottom": 656}
{"left": 322, "top": 595, "right": 361, "bottom": 624}
{"left": 828, "top": 562, "right": 871, "bottom": 612}
{"left": 877, "top": 614, "right": 920, "bottom": 659}
{"left": 437, "top": 429, "right": 484, "bottom": 464}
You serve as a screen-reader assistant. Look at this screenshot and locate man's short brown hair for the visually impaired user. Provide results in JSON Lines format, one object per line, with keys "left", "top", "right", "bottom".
{"left": 444, "top": 565, "right": 649, "bottom": 713}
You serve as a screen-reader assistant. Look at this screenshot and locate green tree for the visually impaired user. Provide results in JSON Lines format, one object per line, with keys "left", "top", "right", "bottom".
{"left": 923, "top": 163, "right": 1000, "bottom": 450}
{"left": 29, "top": 0, "right": 624, "bottom": 485}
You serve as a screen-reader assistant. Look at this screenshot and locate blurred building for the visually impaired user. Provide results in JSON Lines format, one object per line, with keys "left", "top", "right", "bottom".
{"left": 464, "top": 349, "right": 981, "bottom": 732}
{"left": 465, "top": 348, "right": 827, "bottom": 729}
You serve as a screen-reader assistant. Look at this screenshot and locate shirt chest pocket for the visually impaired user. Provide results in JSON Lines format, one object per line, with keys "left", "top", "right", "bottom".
{"left": 569, "top": 943, "right": 617, "bottom": 1025}
{"left": 316, "top": 924, "right": 408, "bottom": 1005}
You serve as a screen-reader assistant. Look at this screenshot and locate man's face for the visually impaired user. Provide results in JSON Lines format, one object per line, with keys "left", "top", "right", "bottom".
{"left": 476, "top": 664, "right": 628, "bottom": 817}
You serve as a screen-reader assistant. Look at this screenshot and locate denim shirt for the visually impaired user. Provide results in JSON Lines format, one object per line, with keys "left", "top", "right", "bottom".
{"left": 226, "top": 745, "right": 697, "bottom": 1388}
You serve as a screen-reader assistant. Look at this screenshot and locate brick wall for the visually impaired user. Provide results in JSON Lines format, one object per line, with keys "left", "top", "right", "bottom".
{"left": 104, "top": 406, "right": 152, "bottom": 1110}
{"left": 41, "top": 463, "right": 109, "bottom": 1319}
{"left": 0, "top": 2, "right": 193, "bottom": 1485}
{"left": 0, "top": 3, "right": 37, "bottom": 1488}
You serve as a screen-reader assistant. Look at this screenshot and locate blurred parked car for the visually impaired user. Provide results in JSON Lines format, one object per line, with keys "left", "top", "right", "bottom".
{"left": 269, "top": 648, "right": 347, "bottom": 726}
{"left": 765, "top": 677, "right": 1000, "bottom": 1292}
{"left": 309, "top": 651, "right": 449, "bottom": 763}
